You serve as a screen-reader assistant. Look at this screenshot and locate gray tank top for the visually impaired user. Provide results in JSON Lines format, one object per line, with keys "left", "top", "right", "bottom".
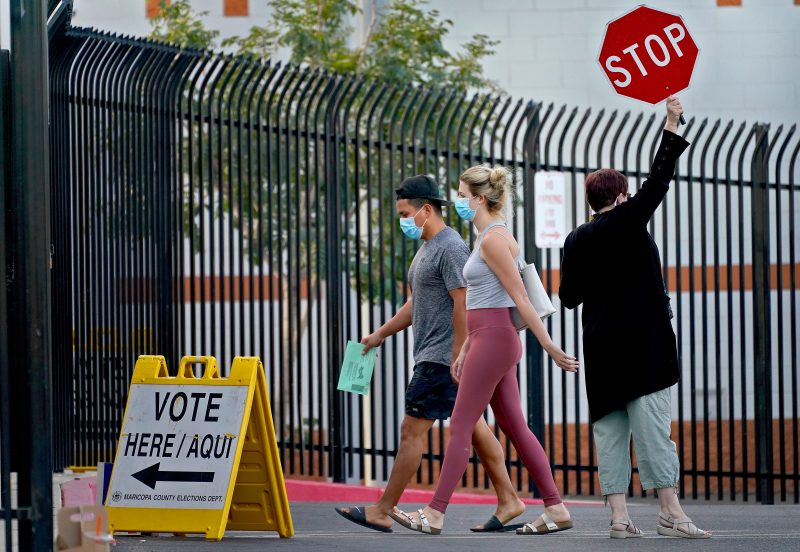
{"left": 463, "top": 221, "right": 523, "bottom": 310}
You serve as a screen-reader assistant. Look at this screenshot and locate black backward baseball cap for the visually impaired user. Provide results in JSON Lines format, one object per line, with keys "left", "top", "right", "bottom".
{"left": 394, "top": 174, "right": 451, "bottom": 206}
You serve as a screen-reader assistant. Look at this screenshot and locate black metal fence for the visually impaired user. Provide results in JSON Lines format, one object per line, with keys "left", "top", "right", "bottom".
{"left": 47, "top": 26, "right": 799, "bottom": 504}
{"left": 2, "top": 2, "right": 63, "bottom": 550}
{"left": 0, "top": 48, "right": 13, "bottom": 552}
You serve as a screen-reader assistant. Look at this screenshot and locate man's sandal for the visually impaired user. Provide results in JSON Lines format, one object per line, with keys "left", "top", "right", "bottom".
{"left": 515, "top": 513, "right": 573, "bottom": 535}
{"left": 656, "top": 512, "right": 711, "bottom": 539}
{"left": 389, "top": 508, "right": 442, "bottom": 535}
{"left": 334, "top": 506, "right": 393, "bottom": 533}
{"left": 610, "top": 519, "right": 643, "bottom": 539}
{"left": 470, "top": 514, "right": 524, "bottom": 533}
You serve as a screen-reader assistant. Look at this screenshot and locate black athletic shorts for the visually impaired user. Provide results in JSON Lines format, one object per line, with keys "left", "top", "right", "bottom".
{"left": 405, "top": 361, "right": 457, "bottom": 420}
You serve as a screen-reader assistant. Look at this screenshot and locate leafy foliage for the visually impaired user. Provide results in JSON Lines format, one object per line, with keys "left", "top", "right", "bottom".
{"left": 362, "top": 1, "right": 500, "bottom": 93}
{"left": 146, "top": 0, "right": 505, "bottom": 309}
{"left": 149, "top": 0, "right": 219, "bottom": 50}
{"left": 150, "top": 0, "right": 501, "bottom": 93}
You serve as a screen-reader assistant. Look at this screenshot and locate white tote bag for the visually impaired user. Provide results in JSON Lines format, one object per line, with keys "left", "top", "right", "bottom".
{"left": 511, "top": 259, "right": 556, "bottom": 331}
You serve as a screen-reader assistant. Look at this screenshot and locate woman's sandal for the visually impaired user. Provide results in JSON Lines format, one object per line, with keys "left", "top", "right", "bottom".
{"left": 609, "top": 519, "right": 643, "bottom": 539}
{"left": 656, "top": 512, "right": 711, "bottom": 539}
{"left": 470, "top": 514, "right": 524, "bottom": 533}
{"left": 389, "top": 508, "right": 442, "bottom": 535}
{"left": 515, "top": 513, "right": 573, "bottom": 535}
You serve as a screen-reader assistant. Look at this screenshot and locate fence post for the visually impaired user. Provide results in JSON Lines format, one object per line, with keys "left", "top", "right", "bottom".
{"left": 9, "top": 0, "right": 54, "bottom": 549}
{"left": 325, "top": 80, "right": 346, "bottom": 483}
{"left": 523, "top": 108, "right": 545, "bottom": 495}
{"left": 0, "top": 48, "right": 14, "bottom": 550}
{"left": 751, "top": 122, "right": 773, "bottom": 505}
{"left": 156, "top": 68, "right": 177, "bottom": 368}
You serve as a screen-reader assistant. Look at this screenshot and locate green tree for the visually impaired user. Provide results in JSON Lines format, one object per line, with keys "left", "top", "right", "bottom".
{"left": 148, "top": 0, "right": 505, "bottom": 305}
{"left": 149, "top": 0, "right": 219, "bottom": 49}
{"left": 146, "top": 1, "right": 505, "bottom": 411}
{"left": 151, "top": 0, "right": 500, "bottom": 93}
{"left": 148, "top": 0, "right": 505, "bottom": 287}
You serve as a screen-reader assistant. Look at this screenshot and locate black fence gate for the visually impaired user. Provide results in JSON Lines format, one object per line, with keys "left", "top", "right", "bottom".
{"left": 2, "top": 2, "right": 63, "bottom": 550}
{"left": 47, "top": 25, "right": 799, "bottom": 505}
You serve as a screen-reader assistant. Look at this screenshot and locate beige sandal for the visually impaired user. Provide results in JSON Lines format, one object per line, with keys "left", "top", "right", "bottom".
{"left": 390, "top": 508, "right": 442, "bottom": 535}
{"left": 610, "top": 518, "right": 642, "bottom": 539}
{"left": 656, "top": 512, "right": 710, "bottom": 539}
{"left": 516, "top": 513, "right": 573, "bottom": 535}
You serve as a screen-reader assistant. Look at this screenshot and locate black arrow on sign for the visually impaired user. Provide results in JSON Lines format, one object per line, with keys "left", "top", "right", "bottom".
{"left": 131, "top": 462, "right": 214, "bottom": 490}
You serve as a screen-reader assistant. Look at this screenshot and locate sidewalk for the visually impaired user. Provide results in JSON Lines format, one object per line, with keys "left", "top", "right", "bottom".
{"left": 112, "top": 502, "right": 800, "bottom": 551}
{"left": 3, "top": 474, "right": 798, "bottom": 551}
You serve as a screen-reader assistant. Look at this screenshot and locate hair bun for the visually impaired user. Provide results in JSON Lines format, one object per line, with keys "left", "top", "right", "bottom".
{"left": 489, "top": 166, "right": 509, "bottom": 188}
{"left": 460, "top": 163, "right": 514, "bottom": 220}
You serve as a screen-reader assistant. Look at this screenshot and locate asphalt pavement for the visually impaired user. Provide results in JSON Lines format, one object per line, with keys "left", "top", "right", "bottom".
{"left": 113, "top": 501, "right": 800, "bottom": 552}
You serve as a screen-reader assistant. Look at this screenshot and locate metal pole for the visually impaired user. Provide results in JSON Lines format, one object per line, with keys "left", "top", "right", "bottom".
{"left": 751, "top": 122, "right": 773, "bottom": 505}
{"left": 524, "top": 108, "right": 545, "bottom": 496}
{"left": 0, "top": 47, "right": 15, "bottom": 552}
{"left": 326, "top": 79, "right": 346, "bottom": 483}
{"left": 9, "top": 0, "right": 53, "bottom": 549}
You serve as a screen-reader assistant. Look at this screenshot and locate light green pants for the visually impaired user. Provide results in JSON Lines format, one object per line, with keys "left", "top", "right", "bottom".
{"left": 592, "top": 387, "right": 680, "bottom": 496}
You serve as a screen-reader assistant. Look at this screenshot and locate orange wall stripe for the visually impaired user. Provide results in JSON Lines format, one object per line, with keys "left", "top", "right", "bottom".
{"left": 717, "top": 0, "right": 742, "bottom": 6}
{"left": 539, "top": 263, "right": 798, "bottom": 295}
{"left": 119, "top": 263, "right": 800, "bottom": 304}
{"left": 224, "top": 0, "right": 249, "bottom": 16}
{"left": 181, "top": 274, "right": 312, "bottom": 302}
{"left": 146, "top": 0, "right": 170, "bottom": 18}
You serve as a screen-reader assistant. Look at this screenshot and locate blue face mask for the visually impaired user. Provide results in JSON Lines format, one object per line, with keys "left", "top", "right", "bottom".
{"left": 399, "top": 209, "right": 427, "bottom": 240}
{"left": 454, "top": 197, "right": 476, "bottom": 221}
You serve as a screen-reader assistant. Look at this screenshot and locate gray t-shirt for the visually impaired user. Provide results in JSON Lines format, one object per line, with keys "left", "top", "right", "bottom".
{"left": 407, "top": 226, "right": 470, "bottom": 366}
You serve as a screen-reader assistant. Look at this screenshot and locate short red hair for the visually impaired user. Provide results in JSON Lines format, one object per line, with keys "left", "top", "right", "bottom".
{"left": 584, "top": 169, "right": 628, "bottom": 212}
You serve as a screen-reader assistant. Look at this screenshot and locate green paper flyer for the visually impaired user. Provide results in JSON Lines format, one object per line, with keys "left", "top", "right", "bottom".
{"left": 337, "top": 341, "right": 377, "bottom": 395}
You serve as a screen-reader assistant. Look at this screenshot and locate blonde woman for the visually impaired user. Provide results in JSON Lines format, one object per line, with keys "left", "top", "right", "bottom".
{"left": 392, "top": 165, "right": 579, "bottom": 536}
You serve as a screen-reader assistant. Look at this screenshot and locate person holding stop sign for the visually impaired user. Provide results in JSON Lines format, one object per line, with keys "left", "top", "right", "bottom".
{"left": 559, "top": 97, "right": 710, "bottom": 539}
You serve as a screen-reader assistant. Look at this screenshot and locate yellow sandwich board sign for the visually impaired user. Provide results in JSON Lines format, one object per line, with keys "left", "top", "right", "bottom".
{"left": 105, "top": 355, "right": 293, "bottom": 540}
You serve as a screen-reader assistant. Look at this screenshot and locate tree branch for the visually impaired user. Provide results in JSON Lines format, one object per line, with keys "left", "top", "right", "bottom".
{"left": 356, "top": 0, "right": 378, "bottom": 74}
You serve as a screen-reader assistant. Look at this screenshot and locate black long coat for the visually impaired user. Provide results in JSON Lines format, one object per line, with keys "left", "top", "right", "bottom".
{"left": 559, "top": 129, "right": 690, "bottom": 423}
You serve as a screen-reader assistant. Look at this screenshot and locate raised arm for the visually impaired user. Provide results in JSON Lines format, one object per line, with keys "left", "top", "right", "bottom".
{"left": 618, "top": 96, "right": 690, "bottom": 227}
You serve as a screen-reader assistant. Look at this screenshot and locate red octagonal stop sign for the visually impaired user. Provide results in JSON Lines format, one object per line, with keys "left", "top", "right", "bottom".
{"left": 598, "top": 5, "right": 698, "bottom": 104}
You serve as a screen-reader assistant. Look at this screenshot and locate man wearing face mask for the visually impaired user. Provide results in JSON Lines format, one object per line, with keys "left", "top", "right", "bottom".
{"left": 336, "top": 175, "right": 526, "bottom": 534}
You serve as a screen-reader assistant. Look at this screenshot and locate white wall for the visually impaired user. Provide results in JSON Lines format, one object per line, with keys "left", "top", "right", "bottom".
{"left": 436, "top": 0, "right": 800, "bottom": 126}
{"left": 70, "top": 0, "right": 274, "bottom": 42}
{"left": 0, "top": 0, "right": 10, "bottom": 49}
{"left": 67, "top": 0, "right": 800, "bottom": 127}
{"left": 167, "top": 200, "right": 798, "bottom": 429}
{"left": 71, "top": 0, "right": 151, "bottom": 38}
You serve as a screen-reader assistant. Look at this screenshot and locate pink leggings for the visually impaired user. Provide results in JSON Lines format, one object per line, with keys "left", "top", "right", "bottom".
{"left": 429, "top": 308, "right": 562, "bottom": 513}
